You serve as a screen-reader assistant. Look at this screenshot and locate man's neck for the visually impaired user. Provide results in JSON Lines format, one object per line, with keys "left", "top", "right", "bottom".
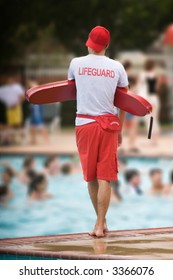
{"left": 89, "top": 49, "right": 105, "bottom": 56}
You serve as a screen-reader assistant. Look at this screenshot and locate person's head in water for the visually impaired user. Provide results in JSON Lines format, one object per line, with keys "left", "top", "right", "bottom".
{"left": 44, "top": 155, "right": 59, "bottom": 175}
{"left": 28, "top": 174, "right": 47, "bottom": 195}
{"left": 60, "top": 163, "right": 72, "bottom": 175}
{"left": 2, "top": 168, "right": 14, "bottom": 185}
{"left": 150, "top": 168, "right": 163, "bottom": 189}
{"left": 125, "top": 169, "right": 141, "bottom": 188}
{"left": 0, "top": 185, "right": 8, "bottom": 197}
{"left": 170, "top": 170, "right": 173, "bottom": 185}
{"left": 23, "top": 156, "right": 35, "bottom": 171}
{"left": 86, "top": 26, "right": 110, "bottom": 55}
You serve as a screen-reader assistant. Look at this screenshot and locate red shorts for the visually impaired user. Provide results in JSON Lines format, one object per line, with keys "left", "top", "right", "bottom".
{"left": 75, "top": 122, "right": 118, "bottom": 182}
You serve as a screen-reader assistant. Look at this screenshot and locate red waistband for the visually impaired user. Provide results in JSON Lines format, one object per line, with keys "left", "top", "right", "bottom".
{"left": 76, "top": 114, "right": 117, "bottom": 119}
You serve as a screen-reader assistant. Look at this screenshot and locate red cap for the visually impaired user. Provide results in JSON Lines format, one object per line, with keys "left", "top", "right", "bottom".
{"left": 86, "top": 26, "right": 110, "bottom": 52}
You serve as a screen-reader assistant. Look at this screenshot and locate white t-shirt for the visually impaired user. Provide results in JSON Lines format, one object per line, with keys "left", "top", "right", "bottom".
{"left": 0, "top": 83, "right": 24, "bottom": 107}
{"left": 68, "top": 54, "right": 128, "bottom": 126}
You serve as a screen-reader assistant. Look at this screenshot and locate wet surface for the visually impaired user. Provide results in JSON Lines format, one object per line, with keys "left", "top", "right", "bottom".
{"left": 1, "top": 227, "right": 173, "bottom": 259}
{"left": 16, "top": 233, "right": 173, "bottom": 259}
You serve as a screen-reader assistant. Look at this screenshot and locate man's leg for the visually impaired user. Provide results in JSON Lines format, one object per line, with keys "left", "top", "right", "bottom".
{"left": 88, "top": 180, "right": 98, "bottom": 215}
{"left": 96, "top": 180, "right": 111, "bottom": 237}
{"left": 88, "top": 180, "right": 109, "bottom": 236}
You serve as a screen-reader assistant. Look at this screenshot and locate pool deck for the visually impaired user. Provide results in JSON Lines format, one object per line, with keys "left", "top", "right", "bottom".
{"left": 1, "top": 227, "right": 173, "bottom": 260}
{"left": 0, "top": 130, "right": 172, "bottom": 157}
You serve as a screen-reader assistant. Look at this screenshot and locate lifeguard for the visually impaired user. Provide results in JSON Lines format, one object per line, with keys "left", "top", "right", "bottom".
{"left": 68, "top": 26, "right": 129, "bottom": 238}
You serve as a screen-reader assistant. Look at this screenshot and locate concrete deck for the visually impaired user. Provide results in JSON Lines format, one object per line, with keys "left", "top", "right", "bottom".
{"left": 0, "top": 130, "right": 172, "bottom": 157}
{"left": 1, "top": 227, "right": 173, "bottom": 260}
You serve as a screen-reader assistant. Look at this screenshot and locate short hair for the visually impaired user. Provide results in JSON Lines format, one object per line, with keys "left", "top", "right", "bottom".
{"left": 28, "top": 174, "right": 46, "bottom": 194}
{"left": 60, "top": 163, "right": 72, "bottom": 175}
{"left": 23, "top": 156, "right": 34, "bottom": 169}
{"left": 170, "top": 170, "right": 173, "bottom": 184}
{"left": 123, "top": 60, "right": 132, "bottom": 71}
{"left": 3, "top": 167, "right": 14, "bottom": 178}
{"left": 27, "top": 170, "right": 37, "bottom": 180}
{"left": 144, "top": 59, "right": 155, "bottom": 71}
{"left": 125, "top": 169, "right": 140, "bottom": 182}
{"left": 44, "top": 155, "right": 57, "bottom": 168}
{"left": 149, "top": 168, "right": 162, "bottom": 177}
{"left": 0, "top": 185, "right": 8, "bottom": 196}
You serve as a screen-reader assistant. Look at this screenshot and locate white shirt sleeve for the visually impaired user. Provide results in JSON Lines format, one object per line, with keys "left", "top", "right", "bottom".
{"left": 117, "top": 63, "right": 129, "bottom": 87}
{"left": 68, "top": 59, "right": 75, "bottom": 80}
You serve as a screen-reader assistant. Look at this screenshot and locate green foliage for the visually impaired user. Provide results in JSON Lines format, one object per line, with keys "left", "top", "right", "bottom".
{"left": 0, "top": 0, "right": 173, "bottom": 62}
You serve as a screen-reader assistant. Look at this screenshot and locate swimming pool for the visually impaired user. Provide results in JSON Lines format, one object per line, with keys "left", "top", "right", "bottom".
{"left": 0, "top": 155, "right": 173, "bottom": 239}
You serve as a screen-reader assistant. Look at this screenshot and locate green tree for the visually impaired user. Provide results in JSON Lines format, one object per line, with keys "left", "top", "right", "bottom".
{"left": 0, "top": 0, "right": 173, "bottom": 63}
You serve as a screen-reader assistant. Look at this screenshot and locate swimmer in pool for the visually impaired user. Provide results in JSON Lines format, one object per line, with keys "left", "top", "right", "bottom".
{"left": 149, "top": 169, "right": 168, "bottom": 196}
{"left": 124, "top": 169, "right": 143, "bottom": 195}
{"left": 0, "top": 168, "right": 14, "bottom": 203}
{"left": 0, "top": 156, "right": 35, "bottom": 184}
{"left": 43, "top": 155, "right": 59, "bottom": 176}
{"left": 0, "top": 184, "right": 13, "bottom": 204}
{"left": 18, "top": 156, "right": 36, "bottom": 184}
{"left": 28, "top": 173, "right": 52, "bottom": 200}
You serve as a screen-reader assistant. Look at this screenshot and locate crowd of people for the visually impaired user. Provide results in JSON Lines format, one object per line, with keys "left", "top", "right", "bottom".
{"left": 0, "top": 155, "right": 81, "bottom": 205}
{"left": 111, "top": 157, "right": 173, "bottom": 203}
{"left": 0, "top": 75, "right": 50, "bottom": 145}
{"left": 0, "top": 155, "right": 172, "bottom": 206}
{"left": 0, "top": 57, "right": 164, "bottom": 149}
{"left": 123, "top": 58, "right": 163, "bottom": 151}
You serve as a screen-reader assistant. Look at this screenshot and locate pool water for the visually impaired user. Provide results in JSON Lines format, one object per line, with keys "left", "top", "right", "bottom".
{"left": 0, "top": 156, "right": 173, "bottom": 239}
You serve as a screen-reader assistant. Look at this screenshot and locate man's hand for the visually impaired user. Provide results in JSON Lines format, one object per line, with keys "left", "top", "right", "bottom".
{"left": 118, "top": 131, "right": 122, "bottom": 146}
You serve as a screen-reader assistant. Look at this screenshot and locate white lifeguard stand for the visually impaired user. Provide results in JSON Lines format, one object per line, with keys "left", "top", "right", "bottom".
{"left": 164, "top": 24, "right": 173, "bottom": 123}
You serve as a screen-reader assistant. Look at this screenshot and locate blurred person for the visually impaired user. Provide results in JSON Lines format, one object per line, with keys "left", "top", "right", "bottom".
{"left": 123, "top": 60, "right": 134, "bottom": 86}
{"left": 68, "top": 26, "right": 128, "bottom": 237}
{"left": 0, "top": 75, "right": 25, "bottom": 144}
{"left": 124, "top": 169, "right": 143, "bottom": 195}
{"left": 0, "top": 100, "right": 8, "bottom": 145}
{"left": 18, "top": 156, "right": 36, "bottom": 184}
{"left": 137, "top": 59, "right": 161, "bottom": 145}
{"left": 60, "top": 163, "right": 72, "bottom": 175}
{"left": 124, "top": 77, "right": 139, "bottom": 152}
{"left": 43, "top": 155, "right": 59, "bottom": 176}
{"left": 149, "top": 168, "right": 167, "bottom": 195}
{"left": 28, "top": 78, "right": 49, "bottom": 145}
{"left": 28, "top": 174, "right": 52, "bottom": 200}
{"left": 168, "top": 170, "right": 173, "bottom": 194}
{"left": 1, "top": 167, "right": 14, "bottom": 186}
{"left": 0, "top": 184, "right": 13, "bottom": 205}
{"left": 0, "top": 168, "right": 14, "bottom": 202}
{"left": 110, "top": 180, "right": 122, "bottom": 203}
{"left": 0, "top": 156, "right": 35, "bottom": 184}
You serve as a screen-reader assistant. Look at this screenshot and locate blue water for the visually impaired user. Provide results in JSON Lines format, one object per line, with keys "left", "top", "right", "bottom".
{"left": 0, "top": 155, "right": 173, "bottom": 239}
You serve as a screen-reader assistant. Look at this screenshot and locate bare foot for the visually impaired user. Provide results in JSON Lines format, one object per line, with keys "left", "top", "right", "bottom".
{"left": 104, "top": 220, "right": 108, "bottom": 232}
{"left": 95, "top": 228, "right": 105, "bottom": 238}
{"left": 89, "top": 224, "right": 106, "bottom": 238}
{"left": 89, "top": 228, "right": 105, "bottom": 238}
{"left": 90, "top": 219, "right": 108, "bottom": 236}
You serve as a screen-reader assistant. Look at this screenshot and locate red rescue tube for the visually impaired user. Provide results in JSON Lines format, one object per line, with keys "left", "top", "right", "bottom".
{"left": 26, "top": 80, "right": 152, "bottom": 116}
